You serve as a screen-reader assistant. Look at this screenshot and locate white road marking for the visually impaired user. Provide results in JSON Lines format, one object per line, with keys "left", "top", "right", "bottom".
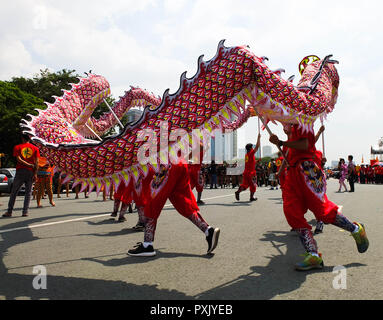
{"left": 0, "top": 192, "right": 240, "bottom": 234}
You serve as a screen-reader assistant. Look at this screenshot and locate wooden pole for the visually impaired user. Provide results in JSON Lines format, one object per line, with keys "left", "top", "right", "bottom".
{"left": 321, "top": 119, "right": 325, "bottom": 158}
{"left": 85, "top": 123, "right": 102, "bottom": 141}
{"left": 258, "top": 117, "right": 262, "bottom": 159}
{"left": 104, "top": 99, "right": 124, "bottom": 129}
{"left": 257, "top": 115, "right": 289, "bottom": 165}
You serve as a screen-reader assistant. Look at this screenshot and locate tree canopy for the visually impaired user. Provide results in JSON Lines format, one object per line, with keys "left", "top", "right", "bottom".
{"left": 0, "top": 81, "right": 44, "bottom": 167}
{"left": 1, "top": 69, "right": 81, "bottom": 166}
{"left": 11, "top": 69, "right": 80, "bottom": 104}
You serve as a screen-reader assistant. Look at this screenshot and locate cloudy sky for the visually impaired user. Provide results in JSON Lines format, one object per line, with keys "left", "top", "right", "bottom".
{"left": 1, "top": 0, "right": 382, "bottom": 165}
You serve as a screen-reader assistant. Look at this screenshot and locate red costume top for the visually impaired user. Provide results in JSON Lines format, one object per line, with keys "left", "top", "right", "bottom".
{"left": 281, "top": 126, "right": 338, "bottom": 230}
{"left": 244, "top": 148, "right": 256, "bottom": 175}
{"left": 288, "top": 125, "right": 316, "bottom": 166}
{"left": 14, "top": 142, "right": 40, "bottom": 171}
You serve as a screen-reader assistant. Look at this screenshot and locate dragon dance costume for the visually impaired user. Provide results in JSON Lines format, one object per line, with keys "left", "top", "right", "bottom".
{"left": 235, "top": 144, "right": 258, "bottom": 201}
{"left": 128, "top": 161, "right": 220, "bottom": 257}
{"left": 276, "top": 125, "right": 369, "bottom": 270}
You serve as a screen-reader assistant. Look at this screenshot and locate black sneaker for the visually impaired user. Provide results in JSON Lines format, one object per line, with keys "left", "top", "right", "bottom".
{"left": 206, "top": 227, "right": 220, "bottom": 254}
{"left": 132, "top": 222, "right": 145, "bottom": 231}
{"left": 235, "top": 191, "right": 240, "bottom": 201}
{"left": 197, "top": 200, "right": 205, "bottom": 205}
{"left": 314, "top": 221, "right": 324, "bottom": 234}
{"left": 117, "top": 216, "right": 126, "bottom": 222}
{"left": 110, "top": 212, "right": 117, "bottom": 218}
{"left": 250, "top": 197, "right": 258, "bottom": 202}
{"left": 128, "top": 205, "right": 133, "bottom": 213}
{"left": 127, "top": 242, "right": 156, "bottom": 257}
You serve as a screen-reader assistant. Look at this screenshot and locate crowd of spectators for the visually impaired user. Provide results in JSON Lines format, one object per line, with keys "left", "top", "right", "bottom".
{"left": 200, "top": 160, "right": 281, "bottom": 189}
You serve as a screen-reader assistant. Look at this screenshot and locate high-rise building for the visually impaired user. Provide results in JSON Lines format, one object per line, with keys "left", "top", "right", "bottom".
{"left": 238, "top": 146, "right": 261, "bottom": 160}
{"left": 210, "top": 129, "right": 238, "bottom": 163}
{"left": 262, "top": 145, "right": 272, "bottom": 157}
{"left": 126, "top": 108, "right": 143, "bottom": 124}
{"left": 238, "top": 148, "right": 246, "bottom": 160}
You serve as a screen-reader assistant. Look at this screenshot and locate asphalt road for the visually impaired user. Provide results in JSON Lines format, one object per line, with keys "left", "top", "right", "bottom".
{"left": 0, "top": 179, "right": 382, "bottom": 300}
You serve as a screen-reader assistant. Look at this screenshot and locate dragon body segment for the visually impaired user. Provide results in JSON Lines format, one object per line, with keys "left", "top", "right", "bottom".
{"left": 22, "top": 40, "right": 339, "bottom": 193}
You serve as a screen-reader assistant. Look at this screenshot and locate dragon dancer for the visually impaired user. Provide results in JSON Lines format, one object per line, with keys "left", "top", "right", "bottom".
{"left": 111, "top": 168, "right": 154, "bottom": 230}
{"left": 127, "top": 159, "right": 220, "bottom": 257}
{"left": 111, "top": 181, "right": 133, "bottom": 222}
{"left": 235, "top": 133, "right": 261, "bottom": 202}
{"left": 269, "top": 124, "right": 369, "bottom": 271}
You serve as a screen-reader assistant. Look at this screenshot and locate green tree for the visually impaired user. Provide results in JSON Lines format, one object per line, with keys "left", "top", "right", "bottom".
{"left": 11, "top": 69, "right": 80, "bottom": 103}
{"left": 0, "top": 81, "right": 44, "bottom": 167}
{"left": 259, "top": 156, "right": 272, "bottom": 163}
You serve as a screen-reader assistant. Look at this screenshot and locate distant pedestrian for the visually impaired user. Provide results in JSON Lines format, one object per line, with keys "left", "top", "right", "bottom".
{"left": 348, "top": 155, "right": 356, "bottom": 192}
{"left": 3, "top": 134, "right": 40, "bottom": 217}
{"left": 235, "top": 134, "right": 261, "bottom": 201}
{"left": 337, "top": 159, "right": 348, "bottom": 192}
{"left": 209, "top": 161, "right": 218, "bottom": 189}
{"left": 268, "top": 160, "right": 278, "bottom": 190}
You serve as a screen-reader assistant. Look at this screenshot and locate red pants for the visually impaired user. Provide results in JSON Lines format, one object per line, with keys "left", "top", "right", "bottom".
{"left": 114, "top": 169, "right": 154, "bottom": 206}
{"left": 279, "top": 169, "right": 287, "bottom": 189}
{"left": 143, "top": 163, "right": 208, "bottom": 242}
{"left": 188, "top": 164, "right": 204, "bottom": 193}
{"left": 145, "top": 164, "right": 200, "bottom": 219}
{"left": 240, "top": 171, "right": 256, "bottom": 193}
{"left": 282, "top": 160, "right": 338, "bottom": 230}
{"left": 114, "top": 181, "right": 133, "bottom": 204}
{"left": 132, "top": 169, "right": 155, "bottom": 208}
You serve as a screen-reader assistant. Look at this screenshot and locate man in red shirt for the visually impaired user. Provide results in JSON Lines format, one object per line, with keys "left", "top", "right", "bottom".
{"left": 3, "top": 134, "right": 40, "bottom": 217}
{"left": 235, "top": 134, "right": 261, "bottom": 201}
{"left": 269, "top": 124, "right": 369, "bottom": 270}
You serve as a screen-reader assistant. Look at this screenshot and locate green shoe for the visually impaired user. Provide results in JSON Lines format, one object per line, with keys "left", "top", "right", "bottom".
{"left": 295, "top": 252, "right": 324, "bottom": 271}
{"left": 352, "top": 223, "right": 369, "bottom": 253}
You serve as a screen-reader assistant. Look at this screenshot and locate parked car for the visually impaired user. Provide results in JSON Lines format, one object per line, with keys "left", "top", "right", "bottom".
{"left": 0, "top": 168, "right": 25, "bottom": 194}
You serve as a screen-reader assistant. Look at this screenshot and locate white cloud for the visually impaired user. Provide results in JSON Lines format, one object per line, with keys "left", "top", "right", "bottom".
{"left": 0, "top": 37, "right": 44, "bottom": 79}
{"left": 164, "top": 0, "right": 188, "bottom": 13}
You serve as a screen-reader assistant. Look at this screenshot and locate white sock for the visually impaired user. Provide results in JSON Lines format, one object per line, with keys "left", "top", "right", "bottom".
{"left": 310, "top": 252, "right": 320, "bottom": 257}
{"left": 205, "top": 227, "right": 212, "bottom": 237}
{"left": 143, "top": 242, "right": 153, "bottom": 248}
